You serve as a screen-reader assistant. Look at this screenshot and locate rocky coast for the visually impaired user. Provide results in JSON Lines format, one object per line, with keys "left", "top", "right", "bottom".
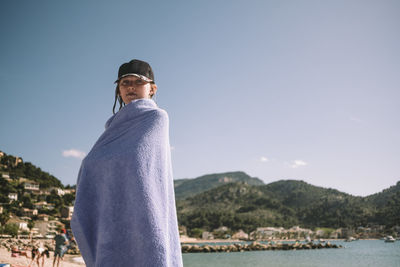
{"left": 182, "top": 241, "right": 342, "bottom": 253}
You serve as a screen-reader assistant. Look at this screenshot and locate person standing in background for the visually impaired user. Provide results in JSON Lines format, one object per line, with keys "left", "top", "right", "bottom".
{"left": 53, "top": 229, "right": 69, "bottom": 267}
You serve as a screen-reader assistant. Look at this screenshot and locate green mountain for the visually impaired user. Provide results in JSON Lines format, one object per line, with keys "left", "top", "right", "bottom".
{"left": 177, "top": 182, "right": 298, "bottom": 233}
{"left": 174, "top": 171, "right": 264, "bottom": 200}
{"left": 261, "top": 180, "right": 373, "bottom": 228}
{"left": 365, "top": 181, "right": 400, "bottom": 227}
{"left": 365, "top": 181, "right": 400, "bottom": 207}
{"left": 177, "top": 178, "right": 400, "bottom": 234}
{"left": 262, "top": 180, "right": 351, "bottom": 209}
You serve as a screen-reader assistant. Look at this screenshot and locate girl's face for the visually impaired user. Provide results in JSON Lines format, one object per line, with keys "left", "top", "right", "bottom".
{"left": 118, "top": 75, "right": 157, "bottom": 104}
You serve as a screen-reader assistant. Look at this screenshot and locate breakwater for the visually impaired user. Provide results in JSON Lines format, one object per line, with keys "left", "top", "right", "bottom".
{"left": 182, "top": 241, "right": 342, "bottom": 253}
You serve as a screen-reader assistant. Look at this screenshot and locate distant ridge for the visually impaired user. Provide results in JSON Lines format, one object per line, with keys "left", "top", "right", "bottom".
{"left": 365, "top": 181, "right": 400, "bottom": 207}
{"left": 175, "top": 175, "right": 400, "bottom": 232}
{"left": 262, "top": 179, "right": 356, "bottom": 209}
{"left": 174, "top": 171, "right": 264, "bottom": 200}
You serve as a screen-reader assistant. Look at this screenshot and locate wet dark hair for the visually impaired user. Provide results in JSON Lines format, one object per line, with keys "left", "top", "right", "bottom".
{"left": 112, "top": 82, "right": 156, "bottom": 114}
{"left": 112, "top": 84, "right": 124, "bottom": 115}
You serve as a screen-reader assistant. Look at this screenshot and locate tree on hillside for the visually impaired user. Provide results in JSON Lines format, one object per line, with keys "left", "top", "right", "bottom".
{"left": 8, "top": 201, "right": 21, "bottom": 216}
{"left": 3, "top": 223, "right": 19, "bottom": 237}
{"left": 375, "top": 191, "right": 400, "bottom": 228}
{"left": 62, "top": 193, "right": 75, "bottom": 206}
{"left": 46, "top": 191, "right": 63, "bottom": 209}
{"left": 0, "top": 177, "right": 17, "bottom": 200}
{"left": 0, "top": 212, "right": 10, "bottom": 226}
{"left": 21, "top": 195, "right": 34, "bottom": 209}
{"left": 27, "top": 219, "right": 35, "bottom": 239}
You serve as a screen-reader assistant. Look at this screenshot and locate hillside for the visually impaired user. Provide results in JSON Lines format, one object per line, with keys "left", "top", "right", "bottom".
{"left": 177, "top": 182, "right": 298, "bottom": 233}
{"left": 365, "top": 181, "right": 400, "bottom": 227}
{"left": 365, "top": 181, "right": 400, "bottom": 207}
{"left": 177, "top": 179, "right": 400, "bottom": 234}
{"left": 0, "top": 150, "right": 63, "bottom": 188}
{"left": 174, "top": 171, "right": 264, "bottom": 199}
{"left": 262, "top": 180, "right": 352, "bottom": 209}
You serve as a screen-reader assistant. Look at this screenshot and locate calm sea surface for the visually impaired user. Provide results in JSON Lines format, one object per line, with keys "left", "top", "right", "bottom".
{"left": 182, "top": 240, "right": 400, "bottom": 267}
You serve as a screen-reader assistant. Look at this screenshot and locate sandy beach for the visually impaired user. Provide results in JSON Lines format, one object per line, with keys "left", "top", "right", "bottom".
{"left": 0, "top": 247, "right": 85, "bottom": 267}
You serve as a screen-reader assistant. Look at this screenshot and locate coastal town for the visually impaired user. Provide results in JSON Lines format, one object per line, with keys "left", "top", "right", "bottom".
{"left": 0, "top": 154, "right": 75, "bottom": 240}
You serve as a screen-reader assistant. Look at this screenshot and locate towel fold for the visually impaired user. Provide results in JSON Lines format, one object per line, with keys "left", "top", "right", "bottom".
{"left": 71, "top": 98, "right": 183, "bottom": 267}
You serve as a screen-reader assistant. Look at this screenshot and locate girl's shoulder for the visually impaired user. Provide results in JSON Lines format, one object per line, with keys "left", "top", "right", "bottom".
{"left": 148, "top": 107, "right": 169, "bottom": 126}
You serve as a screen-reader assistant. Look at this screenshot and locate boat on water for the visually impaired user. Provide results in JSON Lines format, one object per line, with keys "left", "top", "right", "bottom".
{"left": 384, "top": 236, "right": 396, "bottom": 243}
{"left": 345, "top": 236, "right": 357, "bottom": 242}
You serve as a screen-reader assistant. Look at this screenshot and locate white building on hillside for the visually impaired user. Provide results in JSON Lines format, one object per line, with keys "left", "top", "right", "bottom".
{"left": 8, "top": 192, "right": 18, "bottom": 201}
{"left": 24, "top": 180, "right": 40, "bottom": 191}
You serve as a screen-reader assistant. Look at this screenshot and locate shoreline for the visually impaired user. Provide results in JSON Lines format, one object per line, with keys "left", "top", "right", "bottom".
{"left": 181, "top": 238, "right": 380, "bottom": 243}
{"left": 0, "top": 238, "right": 382, "bottom": 266}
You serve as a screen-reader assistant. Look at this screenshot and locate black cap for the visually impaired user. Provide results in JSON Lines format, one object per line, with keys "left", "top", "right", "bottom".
{"left": 115, "top": 59, "right": 154, "bottom": 83}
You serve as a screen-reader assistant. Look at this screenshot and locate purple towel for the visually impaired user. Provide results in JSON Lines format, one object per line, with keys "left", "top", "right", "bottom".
{"left": 71, "top": 98, "right": 183, "bottom": 267}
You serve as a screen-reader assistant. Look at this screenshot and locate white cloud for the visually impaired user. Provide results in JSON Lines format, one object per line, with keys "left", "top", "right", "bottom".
{"left": 349, "top": 116, "right": 363, "bottom": 123}
{"left": 291, "top": 160, "right": 307, "bottom": 168}
{"left": 170, "top": 146, "right": 175, "bottom": 151}
{"left": 260, "top": 156, "right": 269, "bottom": 162}
{"left": 62, "top": 149, "right": 86, "bottom": 159}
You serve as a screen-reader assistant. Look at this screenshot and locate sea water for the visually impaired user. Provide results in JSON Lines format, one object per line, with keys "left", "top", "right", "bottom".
{"left": 182, "top": 240, "right": 400, "bottom": 267}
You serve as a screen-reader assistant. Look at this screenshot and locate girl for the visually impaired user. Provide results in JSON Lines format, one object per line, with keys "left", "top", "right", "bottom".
{"left": 71, "top": 59, "right": 183, "bottom": 267}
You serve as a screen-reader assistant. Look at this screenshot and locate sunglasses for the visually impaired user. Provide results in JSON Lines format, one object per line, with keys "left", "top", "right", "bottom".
{"left": 119, "top": 79, "right": 149, "bottom": 87}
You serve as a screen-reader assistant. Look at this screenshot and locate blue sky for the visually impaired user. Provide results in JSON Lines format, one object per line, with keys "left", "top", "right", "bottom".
{"left": 1, "top": 0, "right": 399, "bottom": 196}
